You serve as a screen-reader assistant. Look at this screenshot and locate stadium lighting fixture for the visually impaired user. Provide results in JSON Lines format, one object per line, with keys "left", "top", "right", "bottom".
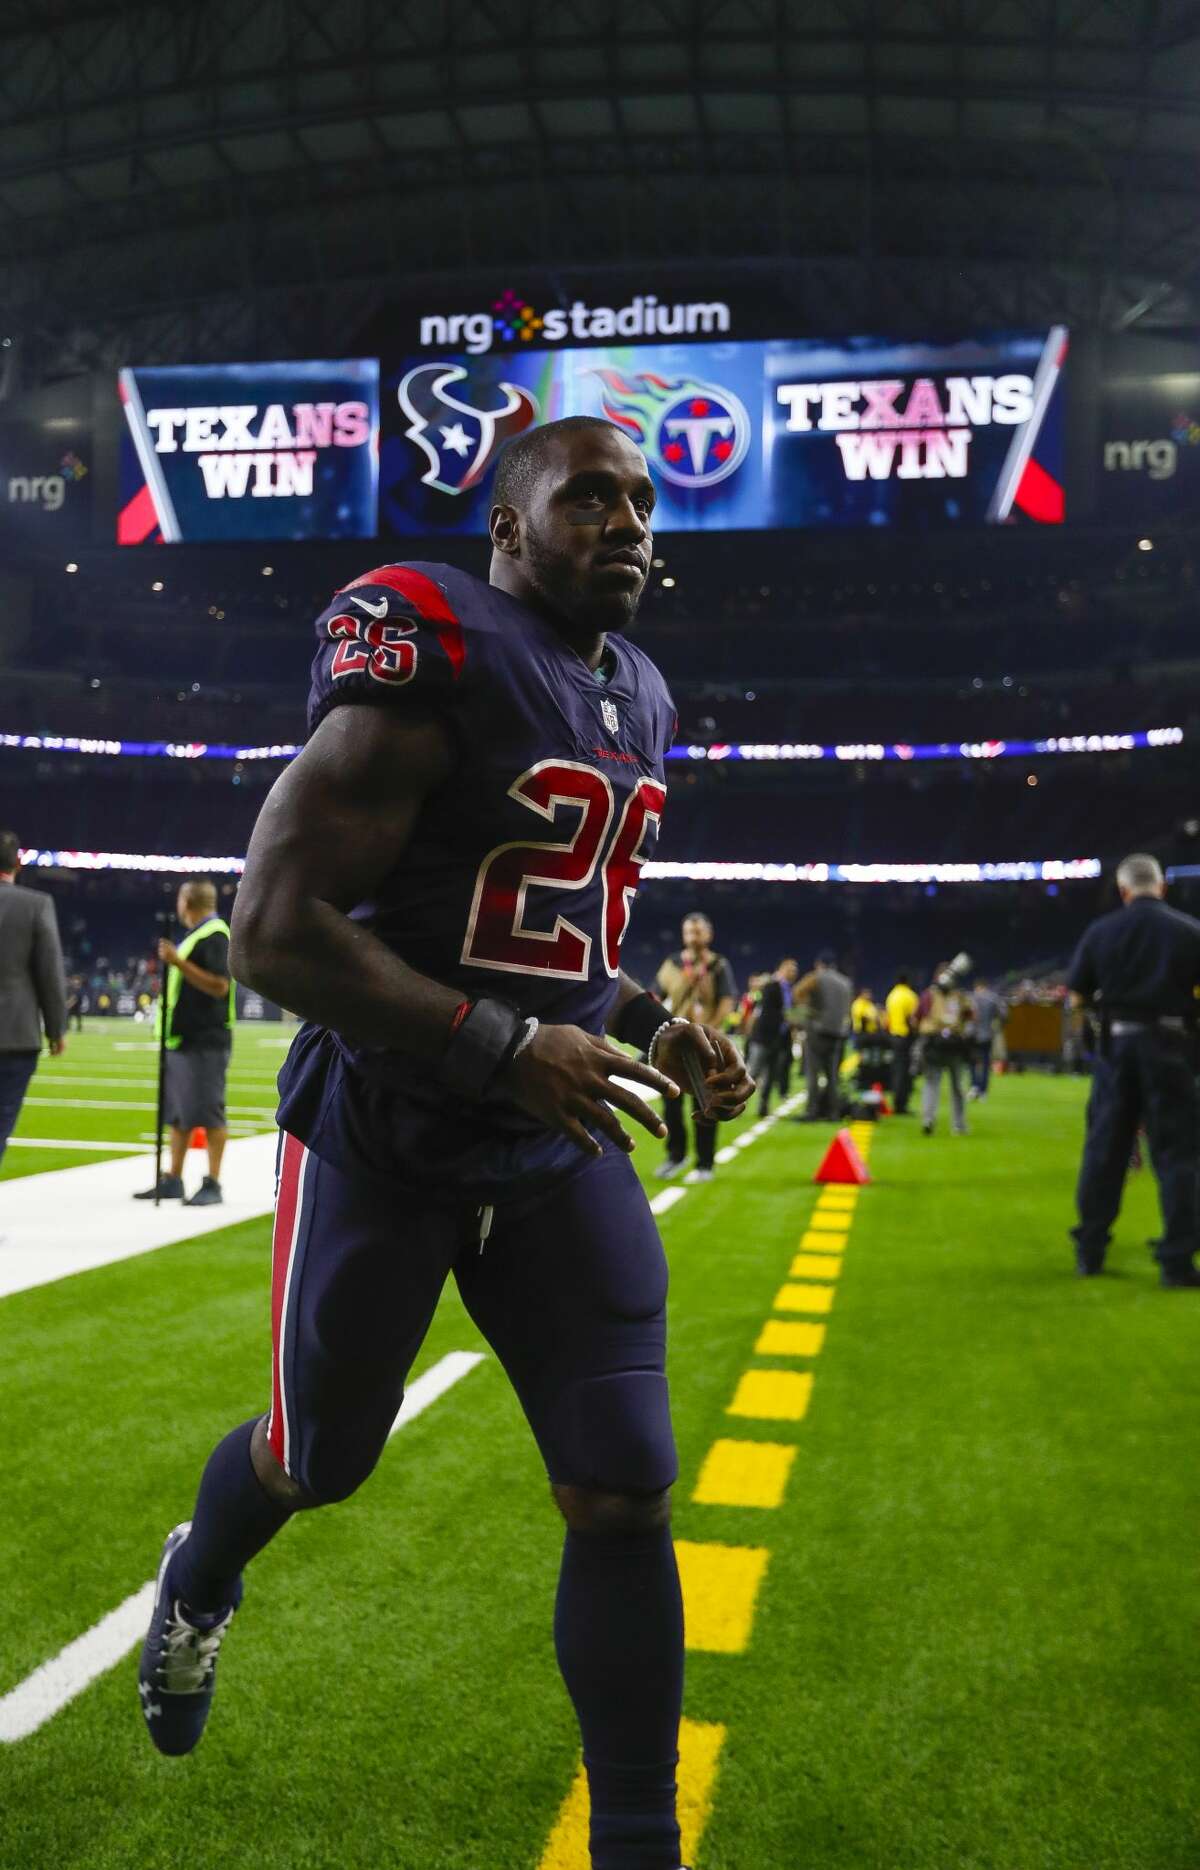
{"left": 661, "top": 576, "right": 676, "bottom": 588}
{"left": 65, "top": 562, "right": 78, "bottom": 573}
{"left": 1138, "top": 538, "right": 1153, "bottom": 551}
{"left": 652, "top": 557, "right": 665, "bottom": 568}
{"left": 262, "top": 565, "right": 274, "bottom": 576}
{"left": 151, "top": 580, "right": 164, "bottom": 592}
{"left": 13, "top": 849, "right": 1105, "bottom": 885}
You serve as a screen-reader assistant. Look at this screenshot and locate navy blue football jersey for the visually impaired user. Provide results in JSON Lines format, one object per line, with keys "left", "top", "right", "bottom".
{"left": 275, "top": 562, "right": 676, "bottom": 1197}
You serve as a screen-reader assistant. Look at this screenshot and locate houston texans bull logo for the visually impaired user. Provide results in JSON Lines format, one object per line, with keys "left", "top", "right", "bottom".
{"left": 397, "top": 363, "right": 539, "bottom": 497}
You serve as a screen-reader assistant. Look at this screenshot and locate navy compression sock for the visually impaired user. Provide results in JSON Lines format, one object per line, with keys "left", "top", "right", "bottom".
{"left": 554, "top": 1524, "right": 684, "bottom": 1870}
{"left": 169, "top": 1418, "right": 293, "bottom": 1613}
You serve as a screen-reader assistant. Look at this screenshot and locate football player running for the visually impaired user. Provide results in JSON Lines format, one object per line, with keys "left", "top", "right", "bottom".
{"left": 137, "top": 416, "right": 752, "bottom": 1870}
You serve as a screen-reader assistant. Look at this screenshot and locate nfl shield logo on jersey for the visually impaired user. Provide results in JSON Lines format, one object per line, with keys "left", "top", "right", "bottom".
{"left": 601, "top": 697, "right": 619, "bottom": 735}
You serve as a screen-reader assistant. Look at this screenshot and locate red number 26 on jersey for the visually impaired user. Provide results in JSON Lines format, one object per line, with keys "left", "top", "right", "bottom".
{"left": 463, "top": 759, "right": 665, "bottom": 981}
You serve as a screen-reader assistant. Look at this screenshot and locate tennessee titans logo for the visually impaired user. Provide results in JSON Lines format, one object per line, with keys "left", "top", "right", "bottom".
{"left": 585, "top": 370, "right": 751, "bottom": 491}
{"left": 397, "top": 363, "right": 539, "bottom": 497}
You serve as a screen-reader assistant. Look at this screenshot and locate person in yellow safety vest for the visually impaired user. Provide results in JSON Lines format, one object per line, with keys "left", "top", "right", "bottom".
{"left": 135, "top": 879, "right": 236, "bottom": 1206}
{"left": 884, "top": 970, "right": 921, "bottom": 1115}
{"left": 850, "top": 987, "right": 881, "bottom": 1036}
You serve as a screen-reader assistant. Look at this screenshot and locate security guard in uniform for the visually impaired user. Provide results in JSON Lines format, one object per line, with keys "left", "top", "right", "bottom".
{"left": 1067, "top": 852, "right": 1200, "bottom": 1287}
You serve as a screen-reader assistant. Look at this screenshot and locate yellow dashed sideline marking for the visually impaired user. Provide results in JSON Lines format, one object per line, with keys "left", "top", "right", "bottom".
{"left": 728, "top": 1368, "right": 813, "bottom": 1421}
{"left": 692, "top": 1439, "right": 797, "bottom": 1509}
{"left": 675, "top": 1541, "right": 770, "bottom": 1652}
{"left": 538, "top": 1717, "right": 726, "bottom": 1870}
{"left": 774, "top": 1282, "right": 835, "bottom": 1315}
{"left": 799, "top": 1229, "right": 845, "bottom": 1254}
{"left": 806, "top": 1213, "right": 851, "bottom": 1233}
{"left": 754, "top": 1318, "right": 826, "bottom": 1357}
{"left": 817, "top": 1187, "right": 858, "bottom": 1206}
{"left": 789, "top": 1252, "right": 842, "bottom": 1281}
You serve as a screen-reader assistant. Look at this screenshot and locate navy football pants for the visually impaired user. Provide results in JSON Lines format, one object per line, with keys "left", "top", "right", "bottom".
{"left": 266, "top": 1133, "right": 678, "bottom": 1503}
{"left": 1073, "top": 1030, "right": 1199, "bottom": 1269}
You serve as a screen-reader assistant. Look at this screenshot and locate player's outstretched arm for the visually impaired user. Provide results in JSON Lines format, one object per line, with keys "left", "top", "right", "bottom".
{"left": 230, "top": 706, "right": 466, "bottom": 1055}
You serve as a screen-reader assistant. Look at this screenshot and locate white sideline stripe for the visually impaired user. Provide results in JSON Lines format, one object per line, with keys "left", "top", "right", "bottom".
{"left": 714, "top": 1145, "right": 738, "bottom": 1164}
{"left": 0, "top": 1133, "right": 279, "bottom": 1301}
{"left": 0, "top": 1583, "right": 157, "bottom": 1745}
{"left": 0, "top": 1352, "right": 485, "bottom": 1744}
{"left": 3, "top": 1137, "right": 148, "bottom": 1153}
{"left": 0, "top": 1090, "right": 810, "bottom": 1303}
{"left": 389, "top": 1350, "right": 485, "bottom": 1436}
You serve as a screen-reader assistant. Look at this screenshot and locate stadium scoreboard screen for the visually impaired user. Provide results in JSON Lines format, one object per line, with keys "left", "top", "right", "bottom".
{"left": 379, "top": 329, "right": 1067, "bottom": 535}
{"left": 111, "top": 329, "right": 1069, "bottom": 544}
{"left": 117, "top": 360, "right": 379, "bottom": 545}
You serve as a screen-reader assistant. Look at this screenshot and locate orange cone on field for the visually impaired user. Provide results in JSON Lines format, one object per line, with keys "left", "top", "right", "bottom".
{"left": 814, "top": 1128, "right": 871, "bottom": 1185}
{"left": 189, "top": 1127, "right": 207, "bottom": 1150}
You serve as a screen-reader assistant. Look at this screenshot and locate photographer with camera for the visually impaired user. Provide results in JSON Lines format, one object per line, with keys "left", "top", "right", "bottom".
{"left": 916, "top": 954, "right": 976, "bottom": 1137}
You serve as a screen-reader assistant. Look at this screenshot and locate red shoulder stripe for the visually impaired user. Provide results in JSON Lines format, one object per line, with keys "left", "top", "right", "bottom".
{"left": 340, "top": 565, "right": 466, "bottom": 680}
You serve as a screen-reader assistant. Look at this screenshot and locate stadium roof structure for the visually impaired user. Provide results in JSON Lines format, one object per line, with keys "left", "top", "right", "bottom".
{"left": 2, "top": 0, "right": 1200, "bottom": 383}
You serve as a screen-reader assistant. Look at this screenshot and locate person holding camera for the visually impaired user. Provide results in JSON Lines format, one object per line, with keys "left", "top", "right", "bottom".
{"left": 655, "top": 911, "right": 738, "bottom": 1181}
{"left": 917, "top": 958, "right": 976, "bottom": 1136}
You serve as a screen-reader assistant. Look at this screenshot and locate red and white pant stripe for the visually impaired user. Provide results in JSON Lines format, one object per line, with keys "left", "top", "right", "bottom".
{"left": 267, "top": 1132, "right": 309, "bottom": 1473}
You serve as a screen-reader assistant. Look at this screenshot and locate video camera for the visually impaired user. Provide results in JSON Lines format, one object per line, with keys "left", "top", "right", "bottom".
{"left": 935, "top": 951, "right": 973, "bottom": 993}
{"left": 921, "top": 952, "right": 975, "bottom": 1068}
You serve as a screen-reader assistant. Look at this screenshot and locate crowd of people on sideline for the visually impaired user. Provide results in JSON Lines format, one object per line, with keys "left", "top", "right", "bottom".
{"left": 650, "top": 909, "right": 1016, "bottom": 1179}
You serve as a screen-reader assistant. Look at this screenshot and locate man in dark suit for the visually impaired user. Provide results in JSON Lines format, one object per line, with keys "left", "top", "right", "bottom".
{"left": 0, "top": 830, "right": 68, "bottom": 1167}
{"left": 746, "top": 958, "right": 799, "bottom": 1117}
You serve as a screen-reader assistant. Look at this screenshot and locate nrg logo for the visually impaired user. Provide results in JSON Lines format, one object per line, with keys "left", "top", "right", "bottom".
{"left": 7, "top": 451, "right": 88, "bottom": 512}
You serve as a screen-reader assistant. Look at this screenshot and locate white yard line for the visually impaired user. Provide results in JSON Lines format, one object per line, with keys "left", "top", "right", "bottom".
{"left": 3, "top": 1137, "right": 148, "bottom": 1154}
{"left": 648, "top": 1186, "right": 688, "bottom": 1216}
{"left": 0, "top": 1351, "right": 486, "bottom": 1745}
{"left": 21, "top": 1097, "right": 277, "bottom": 1116}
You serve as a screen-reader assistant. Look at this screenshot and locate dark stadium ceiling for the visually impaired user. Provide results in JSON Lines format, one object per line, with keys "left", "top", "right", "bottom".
{"left": 2, "top": 0, "right": 1200, "bottom": 382}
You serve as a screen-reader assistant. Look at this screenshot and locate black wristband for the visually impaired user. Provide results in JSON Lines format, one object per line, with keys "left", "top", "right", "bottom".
{"left": 440, "top": 997, "right": 529, "bottom": 1102}
{"left": 613, "top": 990, "right": 673, "bottom": 1055}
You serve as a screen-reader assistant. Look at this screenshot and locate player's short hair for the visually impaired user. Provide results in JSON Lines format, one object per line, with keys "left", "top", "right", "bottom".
{"left": 493, "top": 416, "right": 629, "bottom": 512}
{"left": 683, "top": 910, "right": 712, "bottom": 932}
{"left": 0, "top": 829, "right": 19, "bottom": 872}
{"left": 1116, "top": 852, "right": 1163, "bottom": 896}
{"left": 180, "top": 878, "right": 218, "bottom": 916}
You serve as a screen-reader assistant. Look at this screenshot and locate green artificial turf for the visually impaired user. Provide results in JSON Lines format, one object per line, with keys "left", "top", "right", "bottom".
{"left": 0, "top": 1018, "right": 291, "bottom": 1179}
{"left": 1, "top": 1075, "right": 1196, "bottom": 1869}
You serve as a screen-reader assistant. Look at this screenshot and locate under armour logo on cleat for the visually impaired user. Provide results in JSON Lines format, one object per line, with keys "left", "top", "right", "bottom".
{"left": 139, "top": 1682, "right": 162, "bottom": 1719}
{"left": 350, "top": 594, "right": 390, "bottom": 619}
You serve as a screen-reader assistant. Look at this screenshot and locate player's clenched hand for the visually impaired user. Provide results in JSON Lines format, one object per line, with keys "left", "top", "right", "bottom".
{"left": 653, "top": 1022, "right": 755, "bottom": 1121}
{"left": 502, "top": 1024, "right": 680, "bottom": 1158}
